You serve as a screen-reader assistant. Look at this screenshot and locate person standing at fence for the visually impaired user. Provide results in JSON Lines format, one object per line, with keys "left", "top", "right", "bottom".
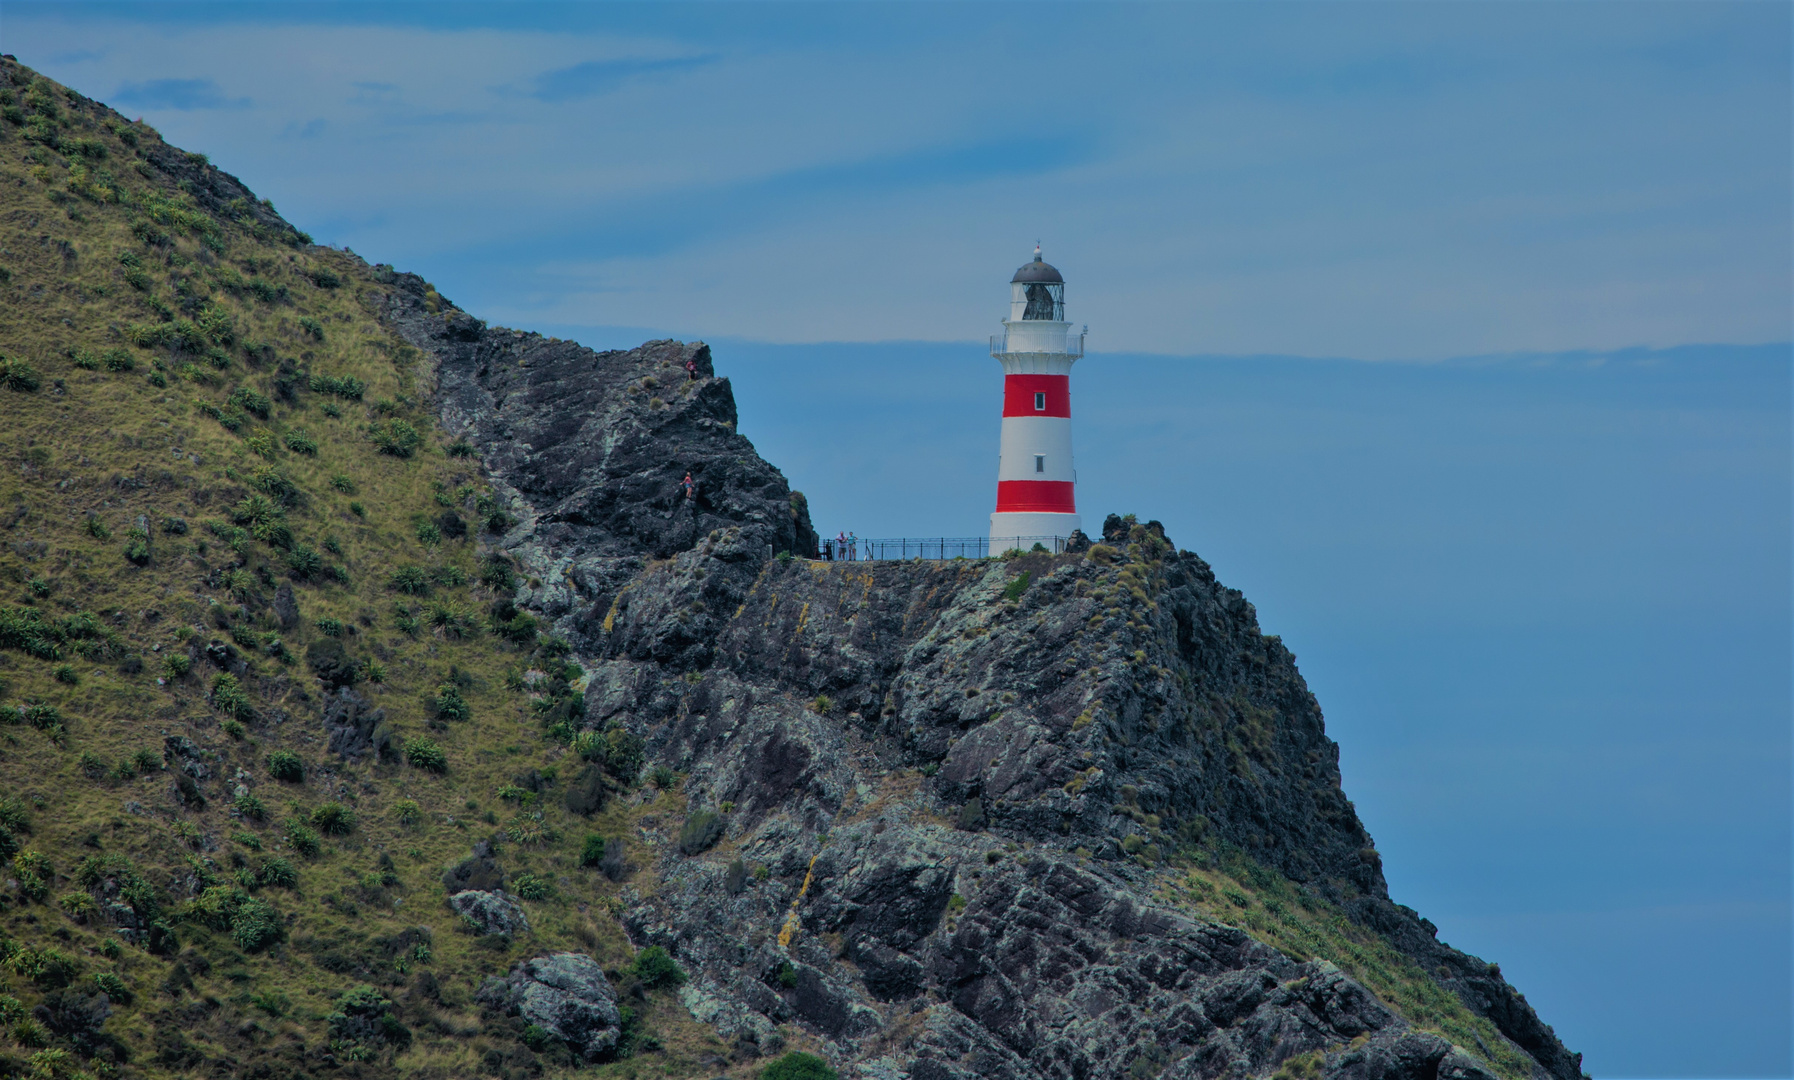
{"left": 848, "top": 532, "right": 857, "bottom": 561}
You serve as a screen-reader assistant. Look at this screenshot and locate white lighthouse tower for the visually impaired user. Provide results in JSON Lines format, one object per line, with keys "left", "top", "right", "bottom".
{"left": 989, "top": 246, "right": 1084, "bottom": 548}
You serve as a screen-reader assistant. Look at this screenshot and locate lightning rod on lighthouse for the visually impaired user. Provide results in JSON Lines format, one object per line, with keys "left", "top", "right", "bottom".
{"left": 989, "top": 245, "right": 1083, "bottom": 549}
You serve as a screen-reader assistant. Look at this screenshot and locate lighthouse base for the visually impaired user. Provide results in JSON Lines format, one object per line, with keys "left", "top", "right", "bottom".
{"left": 990, "top": 511, "right": 1081, "bottom": 552}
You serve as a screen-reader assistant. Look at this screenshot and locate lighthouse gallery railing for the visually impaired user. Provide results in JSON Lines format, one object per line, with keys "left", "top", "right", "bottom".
{"left": 990, "top": 328, "right": 1085, "bottom": 357}
{"left": 819, "top": 536, "right": 1071, "bottom": 562}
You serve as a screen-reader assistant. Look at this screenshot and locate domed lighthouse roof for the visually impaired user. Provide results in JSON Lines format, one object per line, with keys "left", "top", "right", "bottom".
{"left": 1012, "top": 244, "right": 1064, "bottom": 284}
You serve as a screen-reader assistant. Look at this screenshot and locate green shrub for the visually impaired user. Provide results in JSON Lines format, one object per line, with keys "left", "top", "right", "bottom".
{"left": 91, "top": 971, "right": 130, "bottom": 1004}
{"left": 298, "top": 316, "right": 325, "bottom": 342}
{"left": 229, "top": 894, "right": 282, "bottom": 950}
{"left": 162, "top": 653, "right": 191, "bottom": 679}
{"left": 256, "top": 856, "right": 297, "bottom": 888}
{"left": 310, "top": 802, "right": 355, "bottom": 836}
{"left": 512, "top": 873, "right": 551, "bottom": 901}
{"left": 286, "top": 821, "right": 321, "bottom": 858}
{"left": 284, "top": 428, "right": 317, "bottom": 455}
{"left": 592, "top": 725, "right": 645, "bottom": 785}
{"left": 310, "top": 374, "right": 364, "bottom": 400}
{"left": 389, "top": 565, "right": 430, "bottom": 595}
{"left": 123, "top": 526, "right": 151, "bottom": 565}
{"left": 14, "top": 851, "right": 52, "bottom": 901}
{"left": 309, "top": 268, "right": 341, "bottom": 289}
{"left": 234, "top": 792, "right": 266, "bottom": 820}
{"left": 286, "top": 544, "right": 322, "bottom": 580}
{"left": 649, "top": 765, "right": 677, "bottom": 790}
{"left": 430, "top": 684, "right": 470, "bottom": 722}
{"left": 267, "top": 749, "right": 303, "bottom": 782}
{"left": 314, "top": 617, "right": 343, "bottom": 637}
{"left": 83, "top": 516, "right": 111, "bottom": 541}
{"left": 761, "top": 1051, "right": 838, "bottom": 1080}
{"left": 678, "top": 810, "right": 724, "bottom": 856}
{"left": 52, "top": 664, "right": 77, "bottom": 685}
{"left": 370, "top": 418, "right": 422, "bottom": 458}
{"left": 632, "top": 945, "right": 686, "bottom": 989}
{"left": 405, "top": 738, "right": 446, "bottom": 773}
{"left": 579, "top": 833, "right": 608, "bottom": 867}
{"left": 394, "top": 799, "right": 420, "bottom": 826}
{"left": 0, "top": 356, "right": 41, "bottom": 392}
{"left": 211, "top": 672, "right": 254, "bottom": 721}
{"left": 520, "top": 1023, "right": 553, "bottom": 1051}
{"left": 415, "top": 521, "right": 441, "bottom": 546}
{"left": 229, "top": 386, "right": 271, "bottom": 419}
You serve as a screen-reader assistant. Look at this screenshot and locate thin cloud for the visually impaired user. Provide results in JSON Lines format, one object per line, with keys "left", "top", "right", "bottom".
{"left": 113, "top": 77, "right": 250, "bottom": 110}
{"left": 526, "top": 55, "right": 719, "bottom": 102}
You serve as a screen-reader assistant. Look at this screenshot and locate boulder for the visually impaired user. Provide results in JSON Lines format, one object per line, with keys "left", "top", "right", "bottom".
{"left": 272, "top": 582, "right": 300, "bottom": 631}
{"left": 323, "top": 687, "right": 392, "bottom": 760}
{"left": 449, "top": 889, "right": 527, "bottom": 936}
{"left": 477, "top": 952, "right": 620, "bottom": 1061}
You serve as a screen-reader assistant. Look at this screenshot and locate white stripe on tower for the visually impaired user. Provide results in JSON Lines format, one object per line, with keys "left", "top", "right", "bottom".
{"left": 990, "top": 245, "right": 1083, "bottom": 548}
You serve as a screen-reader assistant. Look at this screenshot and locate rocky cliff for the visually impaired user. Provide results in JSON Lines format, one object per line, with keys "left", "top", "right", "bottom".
{"left": 0, "top": 53, "right": 1581, "bottom": 1080}
{"left": 381, "top": 283, "right": 1585, "bottom": 1080}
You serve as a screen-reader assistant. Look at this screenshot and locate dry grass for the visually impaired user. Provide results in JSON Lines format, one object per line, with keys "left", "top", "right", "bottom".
{"left": 1160, "top": 847, "right": 1534, "bottom": 1080}
{"left": 0, "top": 58, "right": 734, "bottom": 1078}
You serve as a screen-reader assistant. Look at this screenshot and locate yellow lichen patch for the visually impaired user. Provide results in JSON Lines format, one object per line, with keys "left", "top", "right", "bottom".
{"left": 777, "top": 852, "right": 822, "bottom": 949}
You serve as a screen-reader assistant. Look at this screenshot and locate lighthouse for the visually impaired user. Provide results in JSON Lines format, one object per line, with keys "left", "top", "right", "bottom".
{"left": 989, "top": 246, "right": 1084, "bottom": 548}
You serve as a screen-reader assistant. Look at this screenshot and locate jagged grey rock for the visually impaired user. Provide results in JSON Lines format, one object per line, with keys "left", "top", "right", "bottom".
{"left": 373, "top": 281, "right": 1585, "bottom": 1080}
{"left": 322, "top": 686, "right": 391, "bottom": 760}
{"left": 477, "top": 952, "right": 622, "bottom": 1060}
{"left": 449, "top": 889, "right": 528, "bottom": 937}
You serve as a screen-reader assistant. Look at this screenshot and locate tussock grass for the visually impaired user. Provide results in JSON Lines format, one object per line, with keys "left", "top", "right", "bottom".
{"left": 1161, "top": 847, "right": 1534, "bottom": 1080}
{"left": 0, "top": 58, "right": 734, "bottom": 1079}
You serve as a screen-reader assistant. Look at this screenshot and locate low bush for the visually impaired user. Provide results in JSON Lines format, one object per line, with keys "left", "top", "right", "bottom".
{"left": 267, "top": 750, "right": 303, "bottom": 782}
{"left": 512, "top": 873, "right": 552, "bottom": 901}
{"left": 0, "top": 356, "right": 41, "bottom": 392}
{"left": 405, "top": 738, "right": 446, "bottom": 773}
{"left": 310, "top": 373, "right": 364, "bottom": 399}
{"left": 286, "top": 821, "right": 322, "bottom": 858}
{"left": 632, "top": 945, "right": 686, "bottom": 989}
{"left": 761, "top": 1051, "right": 839, "bottom": 1080}
{"left": 370, "top": 418, "right": 422, "bottom": 458}
{"left": 389, "top": 565, "right": 430, "bottom": 595}
{"left": 310, "top": 802, "right": 355, "bottom": 836}
{"left": 678, "top": 810, "right": 724, "bottom": 856}
{"left": 284, "top": 428, "right": 317, "bottom": 455}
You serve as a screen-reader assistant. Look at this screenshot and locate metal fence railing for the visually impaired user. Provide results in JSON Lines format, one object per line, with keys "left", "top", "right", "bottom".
{"left": 818, "top": 536, "right": 1071, "bottom": 562}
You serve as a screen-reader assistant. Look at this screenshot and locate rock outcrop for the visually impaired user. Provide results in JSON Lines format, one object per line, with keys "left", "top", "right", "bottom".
{"left": 379, "top": 292, "right": 1583, "bottom": 1079}
{"left": 477, "top": 953, "right": 624, "bottom": 1061}
{"left": 450, "top": 890, "right": 529, "bottom": 937}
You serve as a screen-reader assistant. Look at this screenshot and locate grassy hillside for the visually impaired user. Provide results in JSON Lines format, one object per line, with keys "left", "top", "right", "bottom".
{"left": 0, "top": 58, "right": 742, "bottom": 1080}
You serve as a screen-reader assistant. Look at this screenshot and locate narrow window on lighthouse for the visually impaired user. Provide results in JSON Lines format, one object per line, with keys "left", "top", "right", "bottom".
{"left": 1034, "top": 392, "right": 1046, "bottom": 411}
{"left": 1034, "top": 455, "right": 1045, "bottom": 473}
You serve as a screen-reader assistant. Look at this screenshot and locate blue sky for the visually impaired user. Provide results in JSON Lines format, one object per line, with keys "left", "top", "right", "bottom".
{"left": 4, "top": 4, "right": 1789, "bottom": 1076}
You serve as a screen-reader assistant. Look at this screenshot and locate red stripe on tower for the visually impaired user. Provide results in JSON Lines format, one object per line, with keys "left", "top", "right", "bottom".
{"left": 1002, "top": 374, "right": 1071, "bottom": 417}
{"left": 996, "top": 480, "right": 1076, "bottom": 513}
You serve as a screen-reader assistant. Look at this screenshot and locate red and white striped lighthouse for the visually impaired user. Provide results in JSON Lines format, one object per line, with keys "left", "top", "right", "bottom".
{"left": 990, "top": 246, "right": 1084, "bottom": 547}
